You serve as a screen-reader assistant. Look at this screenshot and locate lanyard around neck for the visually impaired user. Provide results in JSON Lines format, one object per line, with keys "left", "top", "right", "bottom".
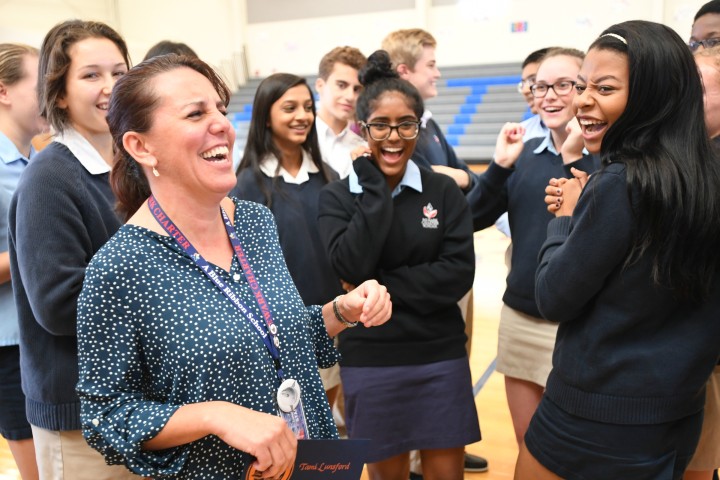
{"left": 147, "top": 195, "right": 284, "bottom": 380}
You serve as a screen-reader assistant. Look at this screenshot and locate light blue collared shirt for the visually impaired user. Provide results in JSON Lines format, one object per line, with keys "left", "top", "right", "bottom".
{"left": 349, "top": 158, "right": 423, "bottom": 198}
{"left": 521, "top": 114, "right": 548, "bottom": 142}
{"left": 0, "top": 132, "right": 34, "bottom": 345}
{"left": 532, "top": 128, "right": 589, "bottom": 157}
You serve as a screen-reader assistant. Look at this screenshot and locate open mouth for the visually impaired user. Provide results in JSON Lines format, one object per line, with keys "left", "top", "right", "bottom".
{"left": 97, "top": 103, "right": 109, "bottom": 111}
{"left": 201, "top": 146, "right": 230, "bottom": 162}
{"left": 381, "top": 146, "right": 404, "bottom": 163}
{"left": 579, "top": 119, "right": 607, "bottom": 135}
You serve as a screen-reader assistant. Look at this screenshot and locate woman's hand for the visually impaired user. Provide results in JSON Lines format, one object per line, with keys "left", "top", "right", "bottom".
{"left": 211, "top": 403, "right": 297, "bottom": 479}
{"left": 494, "top": 122, "right": 526, "bottom": 168}
{"left": 340, "top": 279, "right": 391, "bottom": 328}
{"left": 143, "top": 401, "right": 297, "bottom": 479}
{"left": 544, "top": 168, "right": 589, "bottom": 216}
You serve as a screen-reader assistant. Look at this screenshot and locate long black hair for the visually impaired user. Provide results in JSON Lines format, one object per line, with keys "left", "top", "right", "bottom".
{"left": 590, "top": 20, "right": 720, "bottom": 301}
{"left": 237, "top": 73, "right": 331, "bottom": 206}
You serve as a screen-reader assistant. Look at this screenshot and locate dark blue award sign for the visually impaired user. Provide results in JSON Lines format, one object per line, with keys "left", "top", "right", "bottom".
{"left": 244, "top": 439, "right": 370, "bottom": 479}
{"left": 292, "top": 439, "right": 370, "bottom": 479}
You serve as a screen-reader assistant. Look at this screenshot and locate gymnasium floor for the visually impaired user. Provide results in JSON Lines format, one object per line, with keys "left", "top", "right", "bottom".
{"left": 0, "top": 226, "right": 518, "bottom": 479}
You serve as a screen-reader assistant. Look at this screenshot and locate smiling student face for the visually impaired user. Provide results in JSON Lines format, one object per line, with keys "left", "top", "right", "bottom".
{"left": 400, "top": 45, "right": 440, "bottom": 100}
{"left": 315, "top": 62, "right": 362, "bottom": 128}
{"left": 58, "top": 37, "right": 127, "bottom": 140}
{"left": 533, "top": 54, "right": 581, "bottom": 133}
{"left": 269, "top": 84, "right": 314, "bottom": 150}
{"left": 364, "top": 90, "right": 419, "bottom": 190}
{"left": 573, "top": 48, "right": 630, "bottom": 154}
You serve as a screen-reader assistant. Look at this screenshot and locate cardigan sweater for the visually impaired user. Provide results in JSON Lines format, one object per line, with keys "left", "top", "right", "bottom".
{"left": 8, "top": 142, "right": 121, "bottom": 430}
{"left": 536, "top": 161, "right": 720, "bottom": 425}
{"left": 318, "top": 156, "right": 475, "bottom": 366}
{"left": 468, "top": 136, "right": 598, "bottom": 317}
{"left": 233, "top": 168, "right": 344, "bottom": 306}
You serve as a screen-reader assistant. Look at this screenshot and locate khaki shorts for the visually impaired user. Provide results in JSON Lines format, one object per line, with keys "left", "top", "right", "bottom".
{"left": 496, "top": 303, "right": 558, "bottom": 387}
{"left": 687, "top": 365, "right": 720, "bottom": 471}
{"left": 32, "top": 426, "right": 144, "bottom": 480}
{"left": 319, "top": 363, "right": 341, "bottom": 391}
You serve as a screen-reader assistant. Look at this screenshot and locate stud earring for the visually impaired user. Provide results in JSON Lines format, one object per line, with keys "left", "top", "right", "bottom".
{"left": 152, "top": 166, "right": 160, "bottom": 177}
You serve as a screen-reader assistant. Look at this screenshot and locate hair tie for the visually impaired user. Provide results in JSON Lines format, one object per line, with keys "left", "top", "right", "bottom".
{"left": 600, "top": 33, "right": 627, "bottom": 45}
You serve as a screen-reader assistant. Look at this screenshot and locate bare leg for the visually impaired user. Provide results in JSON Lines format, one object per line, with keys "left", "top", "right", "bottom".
{"left": 325, "top": 385, "right": 339, "bottom": 410}
{"left": 514, "top": 441, "right": 563, "bottom": 480}
{"left": 684, "top": 471, "right": 714, "bottom": 480}
{"left": 419, "top": 447, "right": 464, "bottom": 480}
{"left": 366, "top": 452, "right": 410, "bottom": 480}
{"left": 505, "top": 376, "right": 544, "bottom": 445}
{"left": 7, "top": 438, "right": 39, "bottom": 480}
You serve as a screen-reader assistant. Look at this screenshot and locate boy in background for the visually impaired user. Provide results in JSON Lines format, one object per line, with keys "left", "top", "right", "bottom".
{"left": 315, "top": 46, "right": 367, "bottom": 178}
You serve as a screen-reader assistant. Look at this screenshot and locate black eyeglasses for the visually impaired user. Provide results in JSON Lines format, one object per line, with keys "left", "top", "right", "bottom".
{"left": 360, "top": 121, "right": 420, "bottom": 141}
{"left": 689, "top": 37, "right": 720, "bottom": 51}
{"left": 530, "top": 80, "right": 577, "bottom": 98}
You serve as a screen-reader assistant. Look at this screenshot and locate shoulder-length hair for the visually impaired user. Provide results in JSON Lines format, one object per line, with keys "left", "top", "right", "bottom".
{"left": 237, "top": 73, "right": 331, "bottom": 207}
{"left": 38, "top": 20, "right": 130, "bottom": 134}
{"left": 590, "top": 20, "right": 720, "bottom": 301}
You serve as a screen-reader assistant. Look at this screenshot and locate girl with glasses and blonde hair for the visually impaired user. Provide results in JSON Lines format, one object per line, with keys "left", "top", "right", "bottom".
{"left": 467, "top": 47, "right": 599, "bottom": 449}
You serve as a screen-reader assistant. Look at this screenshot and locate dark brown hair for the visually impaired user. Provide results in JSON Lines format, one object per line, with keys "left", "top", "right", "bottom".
{"left": 38, "top": 19, "right": 130, "bottom": 134}
{"left": 108, "top": 54, "right": 231, "bottom": 220}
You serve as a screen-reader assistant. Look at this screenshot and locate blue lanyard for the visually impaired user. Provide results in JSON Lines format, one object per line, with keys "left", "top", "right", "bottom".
{"left": 148, "top": 196, "right": 284, "bottom": 380}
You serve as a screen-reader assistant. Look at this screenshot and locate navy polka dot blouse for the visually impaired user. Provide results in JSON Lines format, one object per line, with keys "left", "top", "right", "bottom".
{"left": 77, "top": 198, "right": 339, "bottom": 479}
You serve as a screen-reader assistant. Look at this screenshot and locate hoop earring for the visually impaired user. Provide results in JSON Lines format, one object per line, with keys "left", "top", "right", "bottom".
{"left": 152, "top": 166, "right": 160, "bottom": 177}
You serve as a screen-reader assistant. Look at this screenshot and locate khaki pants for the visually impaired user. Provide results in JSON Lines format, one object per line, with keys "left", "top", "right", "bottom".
{"left": 32, "top": 426, "right": 143, "bottom": 480}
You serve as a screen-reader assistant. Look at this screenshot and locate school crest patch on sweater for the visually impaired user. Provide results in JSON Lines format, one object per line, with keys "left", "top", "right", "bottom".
{"left": 422, "top": 203, "right": 439, "bottom": 229}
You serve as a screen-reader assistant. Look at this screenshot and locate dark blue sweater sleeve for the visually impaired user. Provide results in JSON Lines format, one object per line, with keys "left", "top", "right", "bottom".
{"left": 10, "top": 153, "right": 102, "bottom": 336}
{"left": 467, "top": 161, "right": 514, "bottom": 231}
{"left": 535, "top": 167, "right": 635, "bottom": 322}
{"left": 378, "top": 178, "right": 475, "bottom": 312}
{"left": 318, "top": 156, "right": 393, "bottom": 285}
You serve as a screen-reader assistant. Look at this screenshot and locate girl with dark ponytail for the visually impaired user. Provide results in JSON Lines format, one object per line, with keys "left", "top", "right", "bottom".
{"left": 318, "top": 50, "right": 480, "bottom": 480}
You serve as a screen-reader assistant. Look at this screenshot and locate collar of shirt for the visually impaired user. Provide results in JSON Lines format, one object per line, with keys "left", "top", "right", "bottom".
{"left": 54, "top": 128, "right": 110, "bottom": 174}
{"left": 532, "top": 129, "right": 589, "bottom": 157}
{"left": 349, "top": 158, "right": 423, "bottom": 198}
{"left": 521, "top": 114, "right": 548, "bottom": 142}
{"left": 421, "top": 109, "right": 433, "bottom": 128}
{"left": 315, "top": 115, "right": 351, "bottom": 142}
{"left": 0, "top": 131, "right": 33, "bottom": 165}
{"left": 259, "top": 150, "right": 319, "bottom": 185}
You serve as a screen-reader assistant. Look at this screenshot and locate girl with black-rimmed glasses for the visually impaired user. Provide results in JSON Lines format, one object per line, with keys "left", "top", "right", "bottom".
{"left": 318, "top": 50, "right": 479, "bottom": 480}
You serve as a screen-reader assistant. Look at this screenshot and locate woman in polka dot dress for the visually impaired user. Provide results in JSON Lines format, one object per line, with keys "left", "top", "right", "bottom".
{"left": 76, "top": 54, "right": 391, "bottom": 480}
